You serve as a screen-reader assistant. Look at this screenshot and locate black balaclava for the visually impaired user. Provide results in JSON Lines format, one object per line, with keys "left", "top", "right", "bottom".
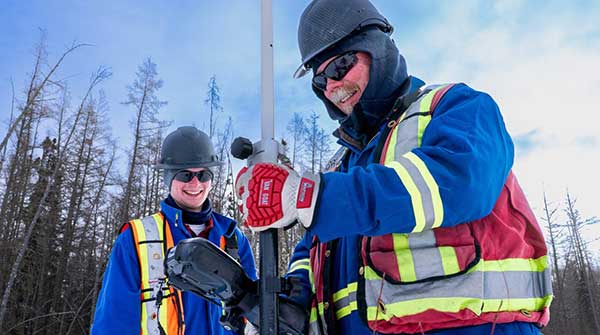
{"left": 308, "top": 27, "right": 410, "bottom": 146}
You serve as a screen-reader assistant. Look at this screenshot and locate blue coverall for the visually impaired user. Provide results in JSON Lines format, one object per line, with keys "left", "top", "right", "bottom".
{"left": 92, "top": 200, "right": 257, "bottom": 335}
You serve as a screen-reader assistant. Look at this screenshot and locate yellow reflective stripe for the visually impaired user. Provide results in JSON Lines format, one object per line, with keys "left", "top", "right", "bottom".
{"left": 419, "top": 86, "right": 446, "bottom": 113}
{"left": 417, "top": 85, "right": 449, "bottom": 148}
{"left": 481, "top": 296, "right": 553, "bottom": 312}
{"left": 403, "top": 152, "right": 444, "bottom": 229}
{"left": 153, "top": 213, "right": 165, "bottom": 258}
{"left": 392, "top": 234, "right": 417, "bottom": 282}
{"left": 384, "top": 125, "right": 400, "bottom": 166}
{"left": 317, "top": 302, "right": 326, "bottom": 314}
{"left": 288, "top": 258, "right": 310, "bottom": 273}
{"left": 132, "top": 220, "right": 150, "bottom": 291}
{"left": 484, "top": 256, "right": 548, "bottom": 272}
{"left": 416, "top": 114, "right": 431, "bottom": 147}
{"left": 336, "top": 301, "right": 358, "bottom": 320}
{"left": 387, "top": 161, "right": 426, "bottom": 232}
{"left": 309, "top": 307, "right": 318, "bottom": 323}
{"left": 367, "top": 296, "right": 553, "bottom": 321}
{"left": 438, "top": 246, "right": 460, "bottom": 275}
{"left": 140, "top": 303, "right": 149, "bottom": 335}
{"left": 368, "top": 297, "right": 481, "bottom": 321}
{"left": 131, "top": 220, "right": 150, "bottom": 333}
{"left": 333, "top": 282, "right": 357, "bottom": 302}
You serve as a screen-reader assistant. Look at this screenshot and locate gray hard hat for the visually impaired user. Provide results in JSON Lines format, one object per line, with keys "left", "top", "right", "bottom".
{"left": 293, "top": 0, "right": 393, "bottom": 78}
{"left": 155, "top": 126, "right": 223, "bottom": 170}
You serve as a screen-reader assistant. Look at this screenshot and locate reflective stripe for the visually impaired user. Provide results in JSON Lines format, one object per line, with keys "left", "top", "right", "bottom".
{"left": 387, "top": 153, "right": 440, "bottom": 233}
{"left": 363, "top": 257, "right": 553, "bottom": 320}
{"left": 383, "top": 87, "right": 447, "bottom": 233}
{"left": 130, "top": 219, "right": 150, "bottom": 333}
{"left": 438, "top": 246, "right": 460, "bottom": 275}
{"left": 366, "top": 297, "right": 552, "bottom": 321}
{"left": 333, "top": 282, "right": 358, "bottom": 320}
{"left": 404, "top": 152, "right": 443, "bottom": 229}
{"left": 392, "top": 234, "right": 416, "bottom": 281}
{"left": 288, "top": 258, "right": 310, "bottom": 273}
{"left": 390, "top": 110, "right": 418, "bottom": 156}
{"left": 408, "top": 231, "right": 444, "bottom": 280}
{"left": 419, "top": 85, "right": 446, "bottom": 114}
{"left": 387, "top": 160, "right": 426, "bottom": 232}
{"left": 484, "top": 256, "right": 549, "bottom": 272}
{"left": 308, "top": 307, "right": 320, "bottom": 335}
{"left": 131, "top": 214, "right": 176, "bottom": 335}
{"left": 309, "top": 304, "right": 328, "bottom": 335}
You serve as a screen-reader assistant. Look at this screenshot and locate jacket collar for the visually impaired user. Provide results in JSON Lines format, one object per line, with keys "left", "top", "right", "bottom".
{"left": 333, "top": 76, "right": 425, "bottom": 153}
{"left": 159, "top": 200, "right": 237, "bottom": 239}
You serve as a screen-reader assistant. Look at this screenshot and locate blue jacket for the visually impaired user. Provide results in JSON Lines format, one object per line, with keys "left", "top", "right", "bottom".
{"left": 287, "top": 79, "right": 541, "bottom": 334}
{"left": 92, "top": 200, "right": 258, "bottom": 335}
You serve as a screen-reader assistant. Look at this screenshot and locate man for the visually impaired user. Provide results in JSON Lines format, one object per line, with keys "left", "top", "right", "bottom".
{"left": 93, "top": 126, "right": 257, "bottom": 335}
{"left": 235, "top": 0, "right": 552, "bottom": 334}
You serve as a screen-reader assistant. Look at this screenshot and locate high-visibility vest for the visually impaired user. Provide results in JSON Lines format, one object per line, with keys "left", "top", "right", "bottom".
{"left": 128, "top": 212, "right": 242, "bottom": 335}
{"left": 129, "top": 213, "right": 185, "bottom": 335}
{"left": 308, "top": 84, "right": 553, "bottom": 334}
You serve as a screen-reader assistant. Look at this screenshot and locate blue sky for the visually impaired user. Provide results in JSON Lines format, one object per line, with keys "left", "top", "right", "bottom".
{"left": 1, "top": 0, "right": 599, "bottom": 250}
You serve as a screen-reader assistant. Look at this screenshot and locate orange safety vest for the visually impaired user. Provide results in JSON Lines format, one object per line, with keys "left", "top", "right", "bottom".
{"left": 129, "top": 213, "right": 185, "bottom": 335}
{"left": 308, "top": 84, "right": 553, "bottom": 334}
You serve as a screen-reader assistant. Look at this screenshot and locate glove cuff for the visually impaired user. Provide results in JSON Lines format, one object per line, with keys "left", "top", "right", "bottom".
{"left": 296, "top": 172, "right": 321, "bottom": 229}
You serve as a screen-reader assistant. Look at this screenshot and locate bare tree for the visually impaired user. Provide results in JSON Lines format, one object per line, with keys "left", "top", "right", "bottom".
{"left": 120, "top": 58, "right": 169, "bottom": 223}
{"left": 562, "top": 190, "right": 600, "bottom": 334}
{"left": 540, "top": 191, "right": 566, "bottom": 333}
{"left": 0, "top": 65, "right": 110, "bottom": 332}
{"left": 286, "top": 112, "right": 306, "bottom": 169}
{"left": 303, "top": 111, "right": 320, "bottom": 174}
{"left": 205, "top": 75, "right": 223, "bottom": 139}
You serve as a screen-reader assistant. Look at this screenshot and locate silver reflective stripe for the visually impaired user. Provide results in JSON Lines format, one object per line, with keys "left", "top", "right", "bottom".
{"left": 142, "top": 215, "right": 165, "bottom": 283}
{"left": 308, "top": 307, "right": 327, "bottom": 335}
{"left": 309, "top": 320, "right": 321, "bottom": 335}
{"left": 396, "top": 155, "right": 437, "bottom": 230}
{"left": 139, "top": 215, "right": 164, "bottom": 335}
{"left": 319, "top": 312, "right": 327, "bottom": 335}
{"left": 407, "top": 231, "right": 445, "bottom": 280}
{"left": 142, "top": 299, "right": 161, "bottom": 335}
{"left": 392, "top": 85, "right": 442, "bottom": 156}
{"left": 393, "top": 101, "right": 421, "bottom": 156}
{"left": 365, "top": 267, "right": 552, "bottom": 306}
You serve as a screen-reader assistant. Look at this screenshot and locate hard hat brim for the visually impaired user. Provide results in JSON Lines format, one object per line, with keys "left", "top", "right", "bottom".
{"left": 293, "top": 64, "right": 310, "bottom": 79}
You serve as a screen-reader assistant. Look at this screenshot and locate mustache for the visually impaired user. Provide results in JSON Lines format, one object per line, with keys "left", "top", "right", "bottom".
{"left": 329, "top": 83, "right": 360, "bottom": 104}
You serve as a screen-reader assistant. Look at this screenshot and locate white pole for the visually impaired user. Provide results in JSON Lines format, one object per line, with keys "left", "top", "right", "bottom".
{"left": 259, "top": 0, "right": 279, "bottom": 334}
{"left": 261, "top": 0, "right": 274, "bottom": 141}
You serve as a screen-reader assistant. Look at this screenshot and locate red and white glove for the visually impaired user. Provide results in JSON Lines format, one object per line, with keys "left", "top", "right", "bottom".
{"left": 235, "top": 163, "right": 320, "bottom": 232}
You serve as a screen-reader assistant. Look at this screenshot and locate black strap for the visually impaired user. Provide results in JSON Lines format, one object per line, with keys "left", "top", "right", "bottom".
{"left": 225, "top": 233, "right": 240, "bottom": 263}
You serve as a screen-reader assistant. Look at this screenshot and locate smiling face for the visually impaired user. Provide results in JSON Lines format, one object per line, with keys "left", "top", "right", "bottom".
{"left": 316, "top": 51, "right": 371, "bottom": 116}
{"left": 170, "top": 167, "right": 212, "bottom": 212}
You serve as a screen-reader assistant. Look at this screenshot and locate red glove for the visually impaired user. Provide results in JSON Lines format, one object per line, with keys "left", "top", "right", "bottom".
{"left": 235, "top": 163, "right": 320, "bottom": 232}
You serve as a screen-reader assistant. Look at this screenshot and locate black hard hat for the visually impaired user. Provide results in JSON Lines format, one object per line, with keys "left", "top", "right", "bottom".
{"left": 155, "top": 126, "right": 223, "bottom": 170}
{"left": 293, "top": 0, "right": 393, "bottom": 78}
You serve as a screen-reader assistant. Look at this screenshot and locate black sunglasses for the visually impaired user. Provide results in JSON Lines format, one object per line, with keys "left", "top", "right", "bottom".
{"left": 312, "top": 52, "right": 358, "bottom": 91}
{"left": 173, "top": 170, "right": 213, "bottom": 183}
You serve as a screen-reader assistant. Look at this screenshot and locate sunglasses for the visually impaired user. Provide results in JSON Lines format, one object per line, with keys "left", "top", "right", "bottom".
{"left": 312, "top": 52, "right": 358, "bottom": 91}
{"left": 173, "top": 170, "right": 213, "bottom": 183}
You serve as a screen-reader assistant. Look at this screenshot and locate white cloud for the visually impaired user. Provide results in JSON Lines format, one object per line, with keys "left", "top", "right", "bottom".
{"left": 389, "top": 0, "right": 600, "bottom": 248}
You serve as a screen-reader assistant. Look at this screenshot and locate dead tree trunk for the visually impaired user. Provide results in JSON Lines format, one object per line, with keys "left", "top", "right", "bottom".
{"left": 0, "top": 66, "right": 109, "bottom": 332}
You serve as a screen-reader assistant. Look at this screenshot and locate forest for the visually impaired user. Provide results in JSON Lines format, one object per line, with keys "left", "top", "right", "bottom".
{"left": 1, "top": 37, "right": 599, "bottom": 335}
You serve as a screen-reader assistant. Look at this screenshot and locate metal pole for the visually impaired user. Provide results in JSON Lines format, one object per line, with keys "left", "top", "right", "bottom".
{"left": 259, "top": 0, "right": 279, "bottom": 334}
